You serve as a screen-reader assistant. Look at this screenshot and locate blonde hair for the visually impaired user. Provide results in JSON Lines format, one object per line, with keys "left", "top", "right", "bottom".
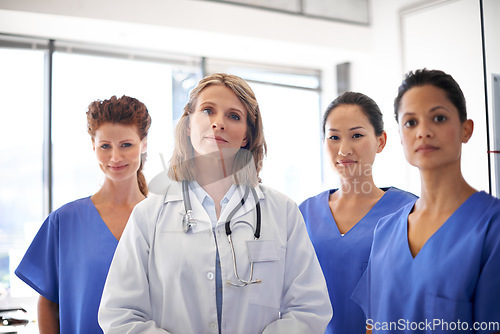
{"left": 168, "top": 73, "right": 266, "bottom": 186}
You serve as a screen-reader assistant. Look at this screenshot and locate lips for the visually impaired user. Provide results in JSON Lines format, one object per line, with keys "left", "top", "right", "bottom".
{"left": 415, "top": 144, "right": 438, "bottom": 153}
{"left": 337, "top": 159, "right": 357, "bottom": 165}
{"left": 205, "top": 135, "right": 228, "bottom": 143}
{"left": 109, "top": 164, "right": 128, "bottom": 171}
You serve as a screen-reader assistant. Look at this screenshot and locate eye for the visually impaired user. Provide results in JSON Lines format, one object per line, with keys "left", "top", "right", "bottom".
{"left": 434, "top": 115, "right": 447, "bottom": 122}
{"left": 100, "top": 144, "right": 110, "bottom": 149}
{"left": 327, "top": 135, "right": 340, "bottom": 141}
{"left": 403, "top": 119, "right": 417, "bottom": 128}
{"left": 121, "top": 143, "right": 132, "bottom": 148}
{"left": 352, "top": 133, "right": 364, "bottom": 139}
{"left": 229, "top": 113, "right": 241, "bottom": 121}
{"left": 202, "top": 108, "right": 213, "bottom": 115}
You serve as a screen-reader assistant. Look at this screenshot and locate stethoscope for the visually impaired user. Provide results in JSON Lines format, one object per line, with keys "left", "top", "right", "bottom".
{"left": 182, "top": 180, "right": 262, "bottom": 287}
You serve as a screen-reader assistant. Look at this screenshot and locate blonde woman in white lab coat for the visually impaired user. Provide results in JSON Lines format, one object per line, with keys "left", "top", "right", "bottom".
{"left": 98, "top": 73, "right": 332, "bottom": 334}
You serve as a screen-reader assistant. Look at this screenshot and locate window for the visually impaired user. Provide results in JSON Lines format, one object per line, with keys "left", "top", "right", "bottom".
{"left": 0, "top": 47, "right": 45, "bottom": 308}
{"left": 253, "top": 83, "right": 322, "bottom": 203}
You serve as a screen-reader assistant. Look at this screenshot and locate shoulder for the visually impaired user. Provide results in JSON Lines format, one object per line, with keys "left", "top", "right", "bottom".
{"left": 258, "top": 184, "right": 301, "bottom": 215}
{"left": 471, "top": 191, "right": 500, "bottom": 227}
{"left": 376, "top": 200, "right": 414, "bottom": 232}
{"left": 134, "top": 191, "right": 178, "bottom": 217}
{"left": 384, "top": 187, "right": 418, "bottom": 201}
{"left": 299, "top": 189, "right": 332, "bottom": 212}
{"left": 259, "top": 184, "right": 294, "bottom": 204}
{"left": 55, "top": 196, "right": 92, "bottom": 211}
{"left": 474, "top": 191, "right": 500, "bottom": 211}
{"left": 47, "top": 197, "right": 93, "bottom": 221}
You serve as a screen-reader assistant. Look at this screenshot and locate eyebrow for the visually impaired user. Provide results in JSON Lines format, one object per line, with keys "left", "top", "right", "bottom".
{"left": 401, "top": 105, "right": 451, "bottom": 118}
{"left": 96, "top": 139, "right": 135, "bottom": 143}
{"left": 199, "top": 101, "right": 244, "bottom": 115}
{"left": 228, "top": 108, "right": 244, "bottom": 115}
{"left": 430, "top": 105, "right": 451, "bottom": 113}
{"left": 327, "top": 126, "right": 365, "bottom": 132}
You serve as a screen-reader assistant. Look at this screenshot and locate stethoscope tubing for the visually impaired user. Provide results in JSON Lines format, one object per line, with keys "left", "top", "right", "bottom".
{"left": 181, "top": 180, "right": 262, "bottom": 286}
{"left": 182, "top": 180, "right": 262, "bottom": 238}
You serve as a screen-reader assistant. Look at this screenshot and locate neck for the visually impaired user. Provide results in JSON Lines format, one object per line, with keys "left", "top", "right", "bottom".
{"left": 195, "top": 154, "right": 234, "bottom": 186}
{"left": 417, "top": 162, "right": 475, "bottom": 212}
{"left": 94, "top": 177, "right": 145, "bottom": 206}
{"left": 194, "top": 155, "right": 234, "bottom": 200}
{"left": 336, "top": 173, "right": 382, "bottom": 199}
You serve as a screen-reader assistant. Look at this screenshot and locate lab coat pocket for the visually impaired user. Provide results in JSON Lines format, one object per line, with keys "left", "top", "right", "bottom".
{"left": 424, "top": 293, "right": 473, "bottom": 330}
{"left": 248, "top": 240, "right": 285, "bottom": 310}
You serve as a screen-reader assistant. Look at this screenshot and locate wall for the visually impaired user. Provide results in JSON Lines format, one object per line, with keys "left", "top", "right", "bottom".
{"left": 399, "top": 0, "right": 487, "bottom": 194}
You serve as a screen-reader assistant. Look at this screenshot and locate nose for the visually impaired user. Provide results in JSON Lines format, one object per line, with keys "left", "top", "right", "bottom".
{"left": 211, "top": 114, "right": 225, "bottom": 131}
{"left": 338, "top": 140, "right": 352, "bottom": 156}
{"left": 416, "top": 120, "right": 433, "bottom": 139}
{"left": 110, "top": 147, "right": 121, "bottom": 162}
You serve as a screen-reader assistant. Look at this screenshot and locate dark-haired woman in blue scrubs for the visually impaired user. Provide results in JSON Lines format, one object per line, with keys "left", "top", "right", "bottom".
{"left": 300, "top": 92, "right": 417, "bottom": 334}
{"left": 352, "top": 69, "right": 500, "bottom": 333}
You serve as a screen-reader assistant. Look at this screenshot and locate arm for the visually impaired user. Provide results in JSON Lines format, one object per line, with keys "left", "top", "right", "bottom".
{"left": 98, "top": 201, "right": 170, "bottom": 334}
{"left": 263, "top": 202, "right": 332, "bottom": 334}
{"left": 38, "top": 295, "right": 59, "bottom": 334}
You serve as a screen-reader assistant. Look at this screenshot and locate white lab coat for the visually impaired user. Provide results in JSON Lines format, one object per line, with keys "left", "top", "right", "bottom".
{"left": 98, "top": 178, "right": 332, "bottom": 334}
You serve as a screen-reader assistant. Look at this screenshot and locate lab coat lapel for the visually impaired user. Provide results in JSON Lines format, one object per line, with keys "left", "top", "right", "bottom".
{"left": 186, "top": 187, "right": 212, "bottom": 233}
{"left": 161, "top": 180, "right": 212, "bottom": 233}
{"left": 218, "top": 185, "right": 265, "bottom": 226}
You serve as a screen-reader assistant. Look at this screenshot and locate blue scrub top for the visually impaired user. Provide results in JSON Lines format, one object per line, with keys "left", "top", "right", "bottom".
{"left": 299, "top": 187, "right": 417, "bottom": 334}
{"left": 15, "top": 197, "right": 118, "bottom": 334}
{"left": 352, "top": 191, "right": 500, "bottom": 334}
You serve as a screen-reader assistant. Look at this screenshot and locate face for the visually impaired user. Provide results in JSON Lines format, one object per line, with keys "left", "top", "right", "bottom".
{"left": 324, "top": 105, "right": 386, "bottom": 179}
{"left": 397, "top": 85, "right": 473, "bottom": 171}
{"left": 188, "top": 85, "right": 248, "bottom": 160}
{"left": 93, "top": 123, "right": 147, "bottom": 183}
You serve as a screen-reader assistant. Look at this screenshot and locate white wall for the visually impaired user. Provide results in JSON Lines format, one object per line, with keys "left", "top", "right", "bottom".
{"left": 0, "top": 0, "right": 490, "bottom": 195}
{"left": 399, "top": 0, "right": 487, "bottom": 194}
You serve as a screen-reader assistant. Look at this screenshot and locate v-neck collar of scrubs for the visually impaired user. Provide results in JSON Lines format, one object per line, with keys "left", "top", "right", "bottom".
{"left": 404, "top": 191, "right": 480, "bottom": 260}
{"left": 87, "top": 196, "right": 121, "bottom": 242}
{"left": 326, "top": 187, "right": 392, "bottom": 238}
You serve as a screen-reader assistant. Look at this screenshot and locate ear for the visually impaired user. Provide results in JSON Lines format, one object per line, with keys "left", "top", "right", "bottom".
{"left": 92, "top": 138, "right": 96, "bottom": 152}
{"left": 461, "top": 119, "right": 474, "bottom": 143}
{"left": 376, "top": 131, "right": 387, "bottom": 153}
{"left": 241, "top": 137, "right": 248, "bottom": 148}
{"left": 141, "top": 137, "right": 148, "bottom": 154}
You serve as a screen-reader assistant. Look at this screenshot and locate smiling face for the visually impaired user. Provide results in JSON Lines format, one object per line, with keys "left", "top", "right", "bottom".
{"left": 324, "top": 104, "right": 386, "bottom": 179}
{"left": 397, "top": 84, "right": 473, "bottom": 171}
{"left": 188, "top": 84, "right": 248, "bottom": 160}
{"left": 93, "top": 123, "right": 146, "bottom": 183}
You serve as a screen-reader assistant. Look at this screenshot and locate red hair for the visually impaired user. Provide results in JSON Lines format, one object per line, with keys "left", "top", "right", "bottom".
{"left": 87, "top": 95, "right": 152, "bottom": 196}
